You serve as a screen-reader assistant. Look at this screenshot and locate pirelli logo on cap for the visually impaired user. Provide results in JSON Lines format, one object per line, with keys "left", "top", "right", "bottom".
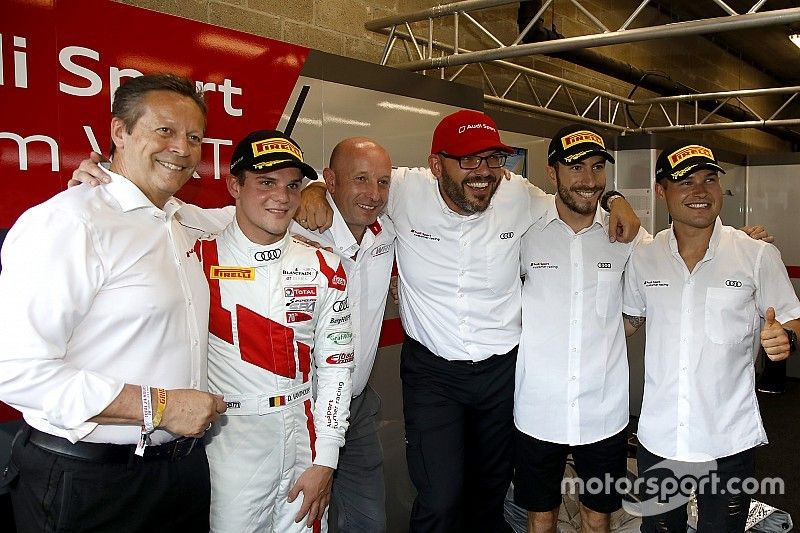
{"left": 669, "top": 145, "right": 714, "bottom": 168}
{"left": 562, "top": 130, "right": 604, "bottom": 149}
{"left": 251, "top": 138, "right": 304, "bottom": 161}
{"left": 210, "top": 266, "right": 255, "bottom": 281}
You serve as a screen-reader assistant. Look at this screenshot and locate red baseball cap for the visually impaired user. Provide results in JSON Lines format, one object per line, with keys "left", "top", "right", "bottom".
{"left": 431, "top": 110, "right": 513, "bottom": 157}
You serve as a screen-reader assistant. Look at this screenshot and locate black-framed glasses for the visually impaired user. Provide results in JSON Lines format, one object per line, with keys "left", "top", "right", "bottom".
{"left": 439, "top": 153, "right": 507, "bottom": 169}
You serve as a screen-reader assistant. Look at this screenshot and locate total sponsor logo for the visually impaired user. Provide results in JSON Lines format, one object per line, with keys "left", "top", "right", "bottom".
{"left": 371, "top": 243, "right": 392, "bottom": 257}
{"left": 210, "top": 266, "right": 255, "bottom": 281}
{"left": 329, "top": 313, "right": 351, "bottom": 326}
{"left": 668, "top": 145, "right": 714, "bottom": 168}
{"left": 251, "top": 138, "right": 303, "bottom": 160}
{"left": 327, "top": 331, "right": 352, "bottom": 345}
{"left": 326, "top": 352, "right": 355, "bottom": 365}
{"left": 562, "top": 130, "right": 604, "bottom": 149}
{"left": 458, "top": 123, "right": 497, "bottom": 134}
{"left": 285, "top": 286, "right": 317, "bottom": 298}
{"left": 286, "top": 311, "right": 313, "bottom": 323}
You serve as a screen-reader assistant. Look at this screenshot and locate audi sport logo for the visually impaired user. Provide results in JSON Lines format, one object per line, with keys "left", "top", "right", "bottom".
{"left": 332, "top": 298, "right": 349, "bottom": 312}
{"left": 500, "top": 232, "right": 514, "bottom": 240}
{"left": 326, "top": 352, "right": 355, "bottom": 365}
{"left": 597, "top": 262, "right": 612, "bottom": 269}
{"left": 254, "top": 249, "right": 281, "bottom": 262}
{"left": 725, "top": 280, "right": 742, "bottom": 287}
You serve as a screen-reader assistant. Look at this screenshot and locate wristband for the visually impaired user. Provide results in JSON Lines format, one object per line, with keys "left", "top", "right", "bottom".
{"left": 152, "top": 388, "right": 167, "bottom": 428}
{"left": 141, "top": 385, "right": 154, "bottom": 433}
{"left": 600, "top": 190, "right": 625, "bottom": 212}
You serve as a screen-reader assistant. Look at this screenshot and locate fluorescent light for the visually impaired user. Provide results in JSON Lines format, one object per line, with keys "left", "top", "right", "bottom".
{"left": 377, "top": 101, "right": 441, "bottom": 116}
{"left": 790, "top": 34, "right": 800, "bottom": 49}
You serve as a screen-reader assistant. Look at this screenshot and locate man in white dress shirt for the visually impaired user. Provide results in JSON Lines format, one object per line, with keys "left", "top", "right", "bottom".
{"left": 513, "top": 125, "right": 648, "bottom": 533}
{"left": 300, "top": 110, "right": 641, "bottom": 533}
{"left": 622, "top": 142, "right": 800, "bottom": 532}
{"left": 0, "top": 74, "right": 227, "bottom": 532}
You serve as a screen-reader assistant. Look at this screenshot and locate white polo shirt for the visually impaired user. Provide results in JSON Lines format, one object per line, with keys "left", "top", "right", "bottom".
{"left": 0, "top": 170, "right": 210, "bottom": 445}
{"left": 292, "top": 192, "right": 396, "bottom": 397}
{"left": 515, "top": 196, "right": 648, "bottom": 445}
{"left": 387, "top": 167, "right": 548, "bottom": 361}
{"left": 623, "top": 218, "right": 800, "bottom": 461}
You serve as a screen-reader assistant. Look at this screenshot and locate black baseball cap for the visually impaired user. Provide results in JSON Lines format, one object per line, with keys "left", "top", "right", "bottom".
{"left": 230, "top": 130, "right": 318, "bottom": 180}
{"left": 655, "top": 142, "right": 725, "bottom": 182}
{"left": 547, "top": 124, "right": 615, "bottom": 166}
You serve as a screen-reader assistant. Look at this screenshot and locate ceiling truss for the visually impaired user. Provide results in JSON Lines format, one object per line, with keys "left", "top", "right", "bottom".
{"left": 365, "top": 0, "right": 800, "bottom": 135}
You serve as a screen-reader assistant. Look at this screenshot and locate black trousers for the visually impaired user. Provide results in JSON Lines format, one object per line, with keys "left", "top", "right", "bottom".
{"left": 7, "top": 428, "right": 211, "bottom": 533}
{"left": 637, "top": 444, "right": 755, "bottom": 533}
{"left": 401, "top": 337, "right": 517, "bottom": 533}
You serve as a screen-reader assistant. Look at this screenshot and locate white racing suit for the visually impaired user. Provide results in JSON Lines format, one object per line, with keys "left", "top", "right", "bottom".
{"left": 198, "top": 221, "right": 353, "bottom": 533}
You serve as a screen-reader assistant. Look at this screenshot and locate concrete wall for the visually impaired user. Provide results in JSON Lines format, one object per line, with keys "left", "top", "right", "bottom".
{"left": 117, "top": 0, "right": 791, "bottom": 154}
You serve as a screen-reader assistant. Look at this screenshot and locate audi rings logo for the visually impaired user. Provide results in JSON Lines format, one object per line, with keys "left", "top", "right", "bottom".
{"left": 254, "top": 249, "right": 281, "bottom": 262}
{"left": 500, "top": 232, "right": 514, "bottom": 240}
{"left": 332, "top": 298, "right": 349, "bottom": 312}
{"left": 725, "top": 279, "right": 743, "bottom": 287}
{"left": 598, "top": 262, "right": 612, "bottom": 269}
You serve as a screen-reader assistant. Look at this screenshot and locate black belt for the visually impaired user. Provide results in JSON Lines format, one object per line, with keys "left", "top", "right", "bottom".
{"left": 26, "top": 426, "right": 201, "bottom": 463}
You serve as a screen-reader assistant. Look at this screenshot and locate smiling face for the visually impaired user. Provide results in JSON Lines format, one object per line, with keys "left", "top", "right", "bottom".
{"left": 324, "top": 138, "right": 392, "bottom": 242}
{"left": 656, "top": 168, "right": 723, "bottom": 230}
{"left": 429, "top": 149, "right": 505, "bottom": 215}
{"left": 228, "top": 166, "right": 303, "bottom": 245}
{"left": 109, "top": 90, "right": 205, "bottom": 208}
{"left": 549, "top": 155, "right": 607, "bottom": 217}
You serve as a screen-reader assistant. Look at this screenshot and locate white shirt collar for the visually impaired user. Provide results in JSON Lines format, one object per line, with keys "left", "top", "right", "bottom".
{"left": 99, "top": 165, "right": 182, "bottom": 217}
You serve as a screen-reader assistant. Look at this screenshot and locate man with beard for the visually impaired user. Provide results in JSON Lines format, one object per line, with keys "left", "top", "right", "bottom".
{"left": 299, "top": 111, "right": 641, "bottom": 533}
{"left": 512, "top": 125, "right": 648, "bottom": 533}
{"left": 622, "top": 142, "right": 800, "bottom": 532}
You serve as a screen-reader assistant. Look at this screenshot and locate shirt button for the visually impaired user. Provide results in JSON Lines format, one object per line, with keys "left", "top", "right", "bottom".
{"left": 458, "top": 294, "right": 463, "bottom": 298}
{"left": 679, "top": 422, "right": 685, "bottom": 427}
{"left": 571, "top": 376, "right": 576, "bottom": 381}
{"left": 572, "top": 320, "right": 577, "bottom": 325}
{"left": 574, "top": 291, "right": 578, "bottom": 295}
{"left": 571, "top": 402, "right": 576, "bottom": 407}
{"left": 571, "top": 347, "right": 576, "bottom": 352}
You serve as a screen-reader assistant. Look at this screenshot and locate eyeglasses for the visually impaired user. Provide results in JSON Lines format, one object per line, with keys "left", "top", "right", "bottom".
{"left": 439, "top": 153, "right": 507, "bottom": 169}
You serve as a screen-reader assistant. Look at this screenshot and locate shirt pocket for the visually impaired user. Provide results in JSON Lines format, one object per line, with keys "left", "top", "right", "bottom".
{"left": 596, "top": 270, "right": 623, "bottom": 318}
{"left": 487, "top": 239, "right": 520, "bottom": 295}
{"left": 704, "top": 287, "right": 754, "bottom": 344}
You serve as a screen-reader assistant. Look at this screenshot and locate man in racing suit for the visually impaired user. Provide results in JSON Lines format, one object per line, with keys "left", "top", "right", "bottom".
{"left": 200, "top": 130, "right": 353, "bottom": 533}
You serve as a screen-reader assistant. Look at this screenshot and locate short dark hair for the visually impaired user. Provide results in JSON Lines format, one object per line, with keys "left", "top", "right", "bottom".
{"left": 109, "top": 74, "right": 206, "bottom": 155}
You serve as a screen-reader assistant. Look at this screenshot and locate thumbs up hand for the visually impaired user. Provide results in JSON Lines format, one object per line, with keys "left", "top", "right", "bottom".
{"left": 761, "top": 307, "right": 791, "bottom": 361}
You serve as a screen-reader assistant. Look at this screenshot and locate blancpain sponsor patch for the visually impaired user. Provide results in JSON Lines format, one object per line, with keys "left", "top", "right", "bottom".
{"left": 371, "top": 243, "right": 392, "bottom": 257}
{"left": 283, "top": 267, "right": 318, "bottom": 284}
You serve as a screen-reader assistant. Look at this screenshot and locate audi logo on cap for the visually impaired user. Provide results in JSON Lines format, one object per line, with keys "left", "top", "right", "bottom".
{"left": 254, "top": 250, "right": 281, "bottom": 262}
{"left": 725, "top": 279, "right": 742, "bottom": 287}
{"left": 500, "top": 232, "right": 514, "bottom": 240}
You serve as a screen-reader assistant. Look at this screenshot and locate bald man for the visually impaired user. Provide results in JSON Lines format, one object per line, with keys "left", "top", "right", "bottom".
{"left": 292, "top": 138, "right": 395, "bottom": 533}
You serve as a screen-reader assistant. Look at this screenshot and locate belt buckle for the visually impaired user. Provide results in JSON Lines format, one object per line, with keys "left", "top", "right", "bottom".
{"left": 170, "top": 437, "right": 196, "bottom": 461}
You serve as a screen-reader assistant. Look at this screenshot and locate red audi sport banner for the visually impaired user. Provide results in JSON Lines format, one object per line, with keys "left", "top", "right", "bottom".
{"left": 1, "top": 0, "right": 312, "bottom": 422}
{"left": 0, "top": 0, "right": 310, "bottom": 228}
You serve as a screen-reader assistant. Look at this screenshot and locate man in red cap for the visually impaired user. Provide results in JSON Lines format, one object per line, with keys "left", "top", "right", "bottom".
{"left": 299, "top": 109, "right": 641, "bottom": 532}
